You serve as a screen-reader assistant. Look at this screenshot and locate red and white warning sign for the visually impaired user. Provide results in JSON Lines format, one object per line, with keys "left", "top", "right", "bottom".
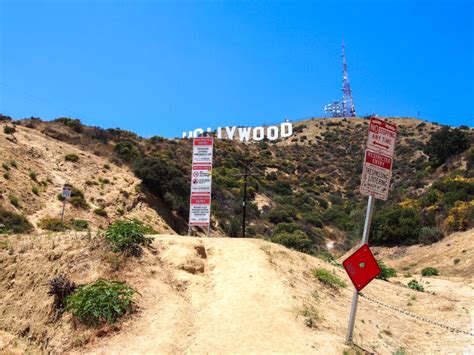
{"left": 189, "top": 193, "right": 211, "bottom": 226}
{"left": 366, "top": 117, "right": 397, "bottom": 156}
{"left": 192, "top": 137, "right": 214, "bottom": 164}
{"left": 360, "top": 149, "right": 393, "bottom": 201}
{"left": 191, "top": 164, "right": 212, "bottom": 193}
{"left": 189, "top": 137, "right": 214, "bottom": 227}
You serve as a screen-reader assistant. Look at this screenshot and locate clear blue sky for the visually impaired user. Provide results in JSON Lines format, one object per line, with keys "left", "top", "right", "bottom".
{"left": 1, "top": 0, "right": 473, "bottom": 137}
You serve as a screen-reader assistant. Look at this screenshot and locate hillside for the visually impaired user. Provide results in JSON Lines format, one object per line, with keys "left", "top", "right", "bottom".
{"left": 1, "top": 115, "right": 472, "bottom": 255}
{"left": 1, "top": 231, "right": 473, "bottom": 354}
{"left": 0, "top": 123, "right": 175, "bottom": 234}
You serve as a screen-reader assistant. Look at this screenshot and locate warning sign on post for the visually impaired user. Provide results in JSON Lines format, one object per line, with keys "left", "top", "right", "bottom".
{"left": 360, "top": 149, "right": 393, "bottom": 201}
{"left": 189, "top": 193, "right": 211, "bottom": 226}
{"left": 367, "top": 117, "right": 397, "bottom": 156}
{"left": 191, "top": 164, "right": 212, "bottom": 193}
{"left": 192, "top": 137, "right": 214, "bottom": 164}
{"left": 343, "top": 244, "right": 381, "bottom": 291}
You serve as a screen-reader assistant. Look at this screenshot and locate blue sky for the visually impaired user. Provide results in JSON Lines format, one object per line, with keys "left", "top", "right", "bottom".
{"left": 1, "top": 0, "right": 473, "bottom": 137}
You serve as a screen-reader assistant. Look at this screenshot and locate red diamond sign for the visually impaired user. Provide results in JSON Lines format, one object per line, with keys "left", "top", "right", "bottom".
{"left": 343, "top": 244, "right": 381, "bottom": 291}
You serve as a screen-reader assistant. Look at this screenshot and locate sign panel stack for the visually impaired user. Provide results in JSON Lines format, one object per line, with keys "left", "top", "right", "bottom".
{"left": 360, "top": 117, "right": 397, "bottom": 200}
{"left": 189, "top": 137, "right": 214, "bottom": 231}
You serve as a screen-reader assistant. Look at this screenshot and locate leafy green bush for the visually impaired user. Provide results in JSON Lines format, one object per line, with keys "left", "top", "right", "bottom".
{"left": 312, "top": 268, "right": 347, "bottom": 290}
{"left": 271, "top": 230, "right": 312, "bottom": 253}
{"left": 419, "top": 227, "right": 444, "bottom": 244}
{"left": 38, "top": 217, "right": 68, "bottom": 232}
{"left": 65, "top": 279, "right": 137, "bottom": 324}
{"left": 32, "top": 186, "right": 40, "bottom": 196}
{"left": 302, "top": 212, "right": 323, "bottom": 228}
{"left": 29, "top": 171, "right": 38, "bottom": 182}
{"left": 10, "top": 160, "right": 17, "bottom": 168}
{"left": 425, "top": 127, "right": 469, "bottom": 167}
{"left": 421, "top": 267, "right": 439, "bottom": 276}
{"left": 10, "top": 195, "right": 21, "bottom": 208}
{"left": 105, "top": 220, "right": 152, "bottom": 254}
{"left": 376, "top": 260, "right": 397, "bottom": 281}
{"left": 94, "top": 208, "right": 108, "bottom": 217}
{"left": 371, "top": 205, "right": 422, "bottom": 246}
{"left": 2, "top": 162, "right": 10, "bottom": 171}
{"left": 3, "top": 172, "right": 10, "bottom": 180}
{"left": 266, "top": 205, "right": 296, "bottom": 224}
{"left": 407, "top": 279, "right": 424, "bottom": 292}
{"left": 65, "top": 154, "right": 79, "bottom": 162}
{"left": 114, "top": 140, "right": 140, "bottom": 162}
{"left": 72, "top": 219, "right": 89, "bottom": 231}
{"left": 54, "top": 117, "right": 83, "bottom": 133}
{"left": 0, "top": 206, "right": 33, "bottom": 234}
{"left": 3, "top": 125, "right": 16, "bottom": 134}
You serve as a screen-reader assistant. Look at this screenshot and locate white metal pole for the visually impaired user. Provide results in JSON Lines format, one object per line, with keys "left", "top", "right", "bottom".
{"left": 346, "top": 195, "right": 375, "bottom": 343}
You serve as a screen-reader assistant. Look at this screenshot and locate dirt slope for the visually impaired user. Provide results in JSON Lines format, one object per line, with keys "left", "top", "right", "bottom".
{"left": 1, "top": 232, "right": 472, "bottom": 354}
{"left": 0, "top": 125, "right": 174, "bottom": 233}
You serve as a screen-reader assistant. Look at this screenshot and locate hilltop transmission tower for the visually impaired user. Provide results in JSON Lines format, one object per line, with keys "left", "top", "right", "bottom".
{"left": 341, "top": 40, "right": 356, "bottom": 117}
{"left": 324, "top": 41, "right": 357, "bottom": 118}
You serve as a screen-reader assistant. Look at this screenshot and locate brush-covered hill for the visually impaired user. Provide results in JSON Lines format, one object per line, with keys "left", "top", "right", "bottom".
{"left": 1, "top": 114, "right": 472, "bottom": 255}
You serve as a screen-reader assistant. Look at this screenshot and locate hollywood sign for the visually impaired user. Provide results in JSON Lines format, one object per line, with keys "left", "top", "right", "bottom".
{"left": 182, "top": 122, "right": 293, "bottom": 142}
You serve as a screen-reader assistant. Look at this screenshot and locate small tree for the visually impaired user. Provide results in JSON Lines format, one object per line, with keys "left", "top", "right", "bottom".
{"left": 425, "top": 127, "right": 469, "bottom": 167}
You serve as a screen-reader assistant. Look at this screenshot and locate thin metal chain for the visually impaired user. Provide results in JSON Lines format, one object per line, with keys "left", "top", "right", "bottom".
{"left": 359, "top": 293, "right": 474, "bottom": 337}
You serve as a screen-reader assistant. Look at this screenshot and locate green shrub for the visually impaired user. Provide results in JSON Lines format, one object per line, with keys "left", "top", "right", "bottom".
{"left": 0, "top": 206, "right": 33, "bottom": 234}
{"left": 302, "top": 212, "right": 323, "bottom": 228}
{"left": 454, "top": 258, "right": 460, "bottom": 265}
{"left": 38, "top": 217, "right": 68, "bottom": 232}
{"left": 54, "top": 117, "right": 83, "bottom": 133}
{"left": 72, "top": 219, "right": 89, "bottom": 231}
{"left": 425, "top": 127, "right": 470, "bottom": 167}
{"left": 32, "top": 186, "right": 40, "bottom": 196}
{"left": 312, "top": 268, "right": 347, "bottom": 290}
{"left": 114, "top": 140, "right": 140, "bottom": 162}
{"left": 105, "top": 219, "right": 152, "bottom": 254}
{"left": 10, "top": 160, "right": 17, "bottom": 168}
{"left": 271, "top": 230, "right": 312, "bottom": 253}
{"left": 65, "top": 154, "right": 79, "bottom": 162}
{"left": 3, "top": 125, "right": 16, "bottom": 134}
{"left": 421, "top": 267, "right": 439, "bottom": 276}
{"left": 65, "top": 279, "right": 137, "bottom": 324}
{"left": 407, "top": 279, "right": 424, "bottom": 292}
{"left": 418, "top": 227, "right": 444, "bottom": 245}
{"left": 94, "top": 208, "right": 108, "bottom": 217}
{"left": 29, "top": 171, "right": 38, "bottom": 182}
{"left": 2, "top": 163, "right": 10, "bottom": 171}
{"left": 3, "top": 172, "right": 10, "bottom": 180}
{"left": 376, "top": 260, "right": 397, "bottom": 281}
{"left": 370, "top": 205, "right": 422, "bottom": 246}
{"left": 10, "top": 195, "right": 20, "bottom": 208}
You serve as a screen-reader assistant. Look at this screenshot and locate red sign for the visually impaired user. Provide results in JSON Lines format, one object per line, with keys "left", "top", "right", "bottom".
{"left": 360, "top": 149, "right": 393, "bottom": 201}
{"left": 193, "top": 137, "right": 213, "bottom": 146}
{"left": 365, "top": 150, "right": 392, "bottom": 170}
{"left": 343, "top": 244, "right": 381, "bottom": 291}
{"left": 367, "top": 117, "right": 397, "bottom": 156}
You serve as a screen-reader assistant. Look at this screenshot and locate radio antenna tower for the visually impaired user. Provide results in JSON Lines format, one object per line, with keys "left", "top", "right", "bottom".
{"left": 341, "top": 40, "right": 356, "bottom": 117}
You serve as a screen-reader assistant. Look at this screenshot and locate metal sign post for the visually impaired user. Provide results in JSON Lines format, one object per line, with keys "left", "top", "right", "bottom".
{"left": 346, "top": 117, "right": 397, "bottom": 344}
{"left": 60, "top": 185, "right": 72, "bottom": 224}
{"left": 346, "top": 195, "right": 374, "bottom": 343}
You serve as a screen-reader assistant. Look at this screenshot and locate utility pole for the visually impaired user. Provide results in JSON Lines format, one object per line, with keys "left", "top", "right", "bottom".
{"left": 242, "top": 165, "right": 248, "bottom": 238}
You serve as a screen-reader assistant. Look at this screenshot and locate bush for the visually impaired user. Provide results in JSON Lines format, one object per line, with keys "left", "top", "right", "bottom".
{"left": 94, "top": 208, "right": 108, "bottom": 217}
{"left": 371, "top": 205, "right": 422, "bottom": 246}
{"left": 72, "top": 219, "right": 89, "bottom": 231}
{"left": 48, "top": 275, "right": 76, "bottom": 309}
{"left": 421, "top": 267, "right": 439, "bottom": 276}
{"left": 267, "top": 205, "right": 296, "bottom": 224}
{"left": 10, "top": 195, "right": 20, "bottom": 208}
{"left": 3, "top": 172, "right": 10, "bottom": 180}
{"left": 105, "top": 220, "right": 152, "bottom": 254}
{"left": 0, "top": 206, "right": 33, "bottom": 233}
{"left": 271, "top": 230, "right": 312, "bottom": 253}
{"left": 32, "top": 186, "right": 40, "bottom": 196}
{"left": 376, "top": 260, "right": 397, "bottom": 281}
{"left": 407, "top": 279, "right": 424, "bottom": 292}
{"left": 114, "top": 140, "right": 140, "bottom": 162}
{"left": 29, "top": 172, "right": 38, "bottom": 182}
{"left": 302, "top": 212, "right": 323, "bottom": 228}
{"left": 65, "top": 279, "right": 137, "bottom": 324}
{"left": 38, "top": 217, "right": 68, "bottom": 232}
{"left": 54, "top": 117, "right": 83, "bottom": 133}
{"left": 3, "top": 125, "right": 16, "bottom": 134}
{"left": 419, "top": 227, "right": 444, "bottom": 244}
{"left": 65, "top": 154, "right": 79, "bottom": 162}
{"left": 425, "top": 127, "right": 469, "bottom": 167}
{"left": 10, "top": 160, "right": 17, "bottom": 168}
{"left": 2, "top": 163, "right": 10, "bottom": 171}
{"left": 312, "top": 268, "right": 347, "bottom": 290}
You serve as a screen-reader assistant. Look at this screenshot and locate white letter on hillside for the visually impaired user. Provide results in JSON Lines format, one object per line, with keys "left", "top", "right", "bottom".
{"left": 238, "top": 127, "right": 252, "bottom": 142}
{"left": 267, "top": 126, "right": 279, "bottom": 140}
{"left": 225, "top": 126, "right": 237, "bottom": 140}
{"left": 193, "top": 128, "right": 203, "bottom": 137}
{"left": 253, "top": 126, "right": 264, "bottom": 141}
{"left": 217, "top": 127, "right": 222, "bottom": 139}
{"left": 182, "top": 131, "right": 187, "bottom": 138}
{"left": 280, "top": 122, "right": 293, "bottom": 138}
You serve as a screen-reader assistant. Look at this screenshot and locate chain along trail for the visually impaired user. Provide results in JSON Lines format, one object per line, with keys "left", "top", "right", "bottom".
{"left": 358, "top": 293, "right": 474, "bottom": 337}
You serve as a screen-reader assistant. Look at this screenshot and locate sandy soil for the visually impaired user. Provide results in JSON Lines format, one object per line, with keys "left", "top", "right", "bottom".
{"left": 1, "top": 231, "right": 472, "bottom": 354}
